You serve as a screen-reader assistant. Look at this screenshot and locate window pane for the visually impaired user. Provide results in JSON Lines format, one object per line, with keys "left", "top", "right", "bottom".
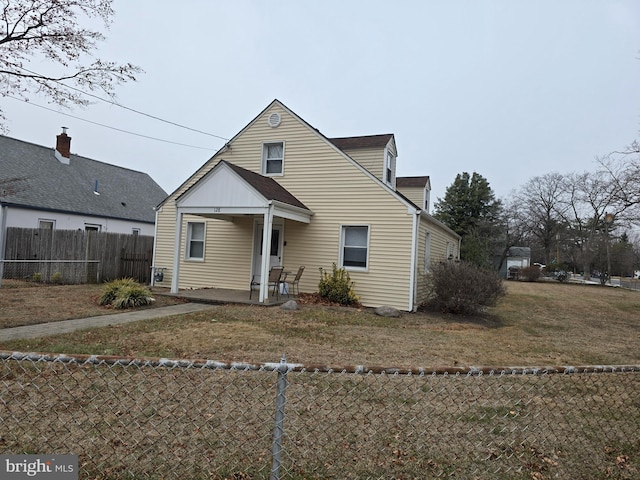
{"left": 267, "top": 144, "right": 283, "bottom": 159}
{"left": 344, "top": 247, "right": 367, "bottom": 267}
{"left": 344, "top": 226, "right": 367, "bottom": 247}
{"left": 191, "top": 223, "right": 204, "bottom": 240}
{"left": 266, "top": 159, "right": 282, "bottom": 174}
{"left": 270, "top": 229, "right": 280, "bottom": 256}
{"left": 189, "top": 241, "right": 204, "bottom": 258}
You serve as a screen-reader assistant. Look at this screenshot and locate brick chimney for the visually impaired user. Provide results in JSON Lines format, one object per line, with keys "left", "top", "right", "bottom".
{"left": 55, "top": 127, "right": 71, "bottom": 165}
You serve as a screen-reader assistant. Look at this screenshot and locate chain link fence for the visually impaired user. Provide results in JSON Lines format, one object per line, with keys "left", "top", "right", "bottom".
{"left": 1, "top": 351, "right": 638, "bottom": 479}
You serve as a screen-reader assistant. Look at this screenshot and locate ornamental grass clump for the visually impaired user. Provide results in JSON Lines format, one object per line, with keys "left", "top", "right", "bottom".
{"left": 99, "top": 278, "right": 154, "bottom": 309}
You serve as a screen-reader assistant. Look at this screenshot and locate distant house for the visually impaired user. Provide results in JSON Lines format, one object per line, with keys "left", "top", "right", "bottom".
{"left": 153, "top": 99, "right": 460, "bottom": 311}
{"left": 495, "top": 246, "right": 531, "bottom": 279}
{"left": 0, "top": 130, "right": 167, "bottom": 236}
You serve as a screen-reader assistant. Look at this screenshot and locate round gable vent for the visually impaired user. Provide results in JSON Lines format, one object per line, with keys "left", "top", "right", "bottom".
{"left": 267, "top": 112, "right": 281, "bottom": 128}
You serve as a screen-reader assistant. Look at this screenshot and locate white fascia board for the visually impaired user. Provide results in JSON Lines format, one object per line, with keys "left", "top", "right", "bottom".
{"left": 177, "top": 205, "right": 268, "bottom": 216}
{"left": 271, "top": 201, "right": 313, "bottom": 224}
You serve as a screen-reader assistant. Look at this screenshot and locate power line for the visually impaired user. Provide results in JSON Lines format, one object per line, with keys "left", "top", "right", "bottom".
{"left": 16, "top": 66, "right": 231, "bottom": 141}
{"left": 8, "top": 95, "right": 218, "bottom": 151}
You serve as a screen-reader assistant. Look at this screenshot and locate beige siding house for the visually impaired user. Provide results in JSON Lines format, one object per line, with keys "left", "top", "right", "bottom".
{"left": 153, "top": 100, "right": 460, "bottom": 311}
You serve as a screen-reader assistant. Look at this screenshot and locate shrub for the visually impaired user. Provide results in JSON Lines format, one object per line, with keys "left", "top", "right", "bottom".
{"left": 51, "top": 271, "right": 63, "bottom": 284}
{"left": 426, "top": 261, "right": 506, "bottom": 315}
{"left": 31, "top": 272, "right": 43, "bottom": 282}
{"left": 519, "top": 265, "right": 542, "bottom": 282}
{"left": 99, "top": 278, "right": 154, "bottom": 309}
{"left": 318, "top": 263, "right": 359, "bottom": 306}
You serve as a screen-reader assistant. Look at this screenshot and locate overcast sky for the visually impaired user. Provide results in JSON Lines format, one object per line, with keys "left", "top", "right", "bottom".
{"left": 3, "top": 0, "right": 640, "bottom": 206}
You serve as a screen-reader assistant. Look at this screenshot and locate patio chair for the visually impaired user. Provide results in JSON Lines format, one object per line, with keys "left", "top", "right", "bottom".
{"left": 289, "top": 266, "right": 305, "bottom": 296}
{"left": 249, "top": 266, "right": 285, "bottom": 300}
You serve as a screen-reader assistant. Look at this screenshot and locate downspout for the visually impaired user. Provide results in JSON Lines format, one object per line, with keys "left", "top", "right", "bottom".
{"left": 259, "top": 204, "right": 275, "bottom": 303}
{"left": 150, "top": 207, "right": 159, "bottom": 287}
{"left": 0, "top": 205, "right": 6, "bottom": 287}
{"left": 408, "top": 209, "right": 420, "bottom": 312}
{"left": 171, "top": 209, "right": 183, "bottom": 294}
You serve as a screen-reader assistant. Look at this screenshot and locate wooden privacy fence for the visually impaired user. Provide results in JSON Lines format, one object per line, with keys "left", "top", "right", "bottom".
{"left": 2, "top": 228, "right": 154, "bottom": 284}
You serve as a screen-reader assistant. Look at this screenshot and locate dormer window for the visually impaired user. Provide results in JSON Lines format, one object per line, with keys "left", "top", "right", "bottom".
{"left": 385, "top": 150, "right": 396, "bottom": 188}
{"left": 262, "top": 142, "right": 284, "bottom": 175}
{"left": 424, "top": 188, "right": 431, "bottom": 213}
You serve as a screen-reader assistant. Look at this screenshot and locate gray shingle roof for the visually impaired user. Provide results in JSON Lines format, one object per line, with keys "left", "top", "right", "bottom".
{"left": 0, "top": 135, "right": 167, "bottom": 223}
{"left": 396, "top": 176, "right": 430, "bottom": 188}
{"left": 328, "top": 134, "right": 394, "bottom": 150}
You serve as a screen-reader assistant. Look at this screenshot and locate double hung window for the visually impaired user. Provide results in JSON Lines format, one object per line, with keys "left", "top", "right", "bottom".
{"left": 341, "top": 225, "right": 369, "bottom": 270}
{"left": 187, "top": 222, "right": 205, "bottom": 260}
{"left": 263, "top": 142, "right": 284, "bottom": 175}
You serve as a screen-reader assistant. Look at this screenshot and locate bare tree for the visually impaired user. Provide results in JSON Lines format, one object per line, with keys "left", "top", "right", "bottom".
{"left": 0, "top": 0, "right": 141, "bottom": 131}
{"left": 558, "top": 171, "right": 622, "bottom": 281}
{"left": 597, "top": 141, "right": 640, "bottom": 223}
{"left": 513, "top": 172, "right": 568, "bottom": 265}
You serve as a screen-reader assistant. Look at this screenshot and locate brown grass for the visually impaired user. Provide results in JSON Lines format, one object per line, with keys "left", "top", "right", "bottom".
{"left": 1, "top": 280, "right": 639, "bottom": 368}
{"left": 0, "top": 280, "right": 186, "bottom": 329}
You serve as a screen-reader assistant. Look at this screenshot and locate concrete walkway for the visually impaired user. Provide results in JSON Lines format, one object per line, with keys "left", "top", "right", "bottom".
{"left": 0, "top": 303, "right": 216, "bottom": 342}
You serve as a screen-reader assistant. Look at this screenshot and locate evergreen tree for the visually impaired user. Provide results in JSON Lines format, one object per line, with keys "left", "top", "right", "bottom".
{"left": 433, "top": 172, "right": 502, "bottom": 266}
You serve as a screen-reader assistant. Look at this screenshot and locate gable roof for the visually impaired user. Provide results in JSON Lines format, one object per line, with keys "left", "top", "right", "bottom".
{"left": 507, "top": 246, "right": 531, "bottom": 258}
{"left": 222, "top": 161, "right": 309, "bottom": 210}
{"left": 0, "top": 135, "right": 167, "bottom": 223}
{"left": 396, "top": 176, "right": 430, "bottom": 188}
{"left": 328, "top": 134, "right": 394, "bottom": 151}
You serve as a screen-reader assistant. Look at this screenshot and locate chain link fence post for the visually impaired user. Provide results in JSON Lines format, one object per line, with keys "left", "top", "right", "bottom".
{"left": 270, "top": 355, "right": 289, "bottom": 480}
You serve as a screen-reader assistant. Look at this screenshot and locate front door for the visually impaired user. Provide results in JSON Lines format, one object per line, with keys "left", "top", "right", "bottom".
{"left": 252, "top": 224, "right": 283, "bottom": 281}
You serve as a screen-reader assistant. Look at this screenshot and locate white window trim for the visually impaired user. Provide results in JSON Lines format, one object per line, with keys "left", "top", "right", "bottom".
{"left": 385, "top": 149, "right": 396, "bottom": 188}
{"left": 424, "top": 232, "right": 431, "bottom": 273}
{"left": 186, "top": 221, "right": 206, "bottom": 261}
{"left": 38, "top": 218, "right": 55, "bottom": 229}
{"left": 262, "top": 141, "right": 285, "bottom": 176}
{"left": 85, "top": 223, "right": 102, "bottom": 232}
{"left": 423, "top": 188, "right": 430, "bottom": 213}
{"left": 339, "top": 224, "right": 370, "bottom": 272}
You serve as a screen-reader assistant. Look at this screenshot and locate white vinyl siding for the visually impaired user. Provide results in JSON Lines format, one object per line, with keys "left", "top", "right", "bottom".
{"left": 340, "top": 225, "right": 369, "bottom": 270}
{"left": 186, "top": 222, "right": 205, "bottom": 260}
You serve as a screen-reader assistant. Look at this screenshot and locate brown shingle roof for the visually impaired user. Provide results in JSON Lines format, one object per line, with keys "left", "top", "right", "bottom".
{"left": 396, "top": 176, "right": 430, "bottom": 188}
{"left": 328, "top": 134, "right": 394, "bottom": 151}
{"left": 223, "top": 161, "right": 309, "bottom": 210}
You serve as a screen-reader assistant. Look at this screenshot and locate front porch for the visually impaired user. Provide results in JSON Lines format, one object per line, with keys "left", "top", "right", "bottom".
{"left": 152, "top": 286, "right": 293, "bottom": 306}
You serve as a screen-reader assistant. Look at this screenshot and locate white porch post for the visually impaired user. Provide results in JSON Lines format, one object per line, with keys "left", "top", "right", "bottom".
{"left": 171, "top": 210, "right": 183, "bottom": 294}
{"left": 259, "top": 205, "right": 275, "bottom": 303}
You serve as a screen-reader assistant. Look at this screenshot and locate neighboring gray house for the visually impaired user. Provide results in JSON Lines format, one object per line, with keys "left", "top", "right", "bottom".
{"left": 0, "top": 130, "right": 167, "bottom": 237}
{"left": 495, "top": 246, "right": 532, "bottom": 279}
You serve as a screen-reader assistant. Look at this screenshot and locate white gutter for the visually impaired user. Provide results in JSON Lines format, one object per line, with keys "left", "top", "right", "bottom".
{"left": 0, "top": 205, "right": 6, "bottom": 287}
{"left": 150, "top": 208, "right": 159, "bottom": 287}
